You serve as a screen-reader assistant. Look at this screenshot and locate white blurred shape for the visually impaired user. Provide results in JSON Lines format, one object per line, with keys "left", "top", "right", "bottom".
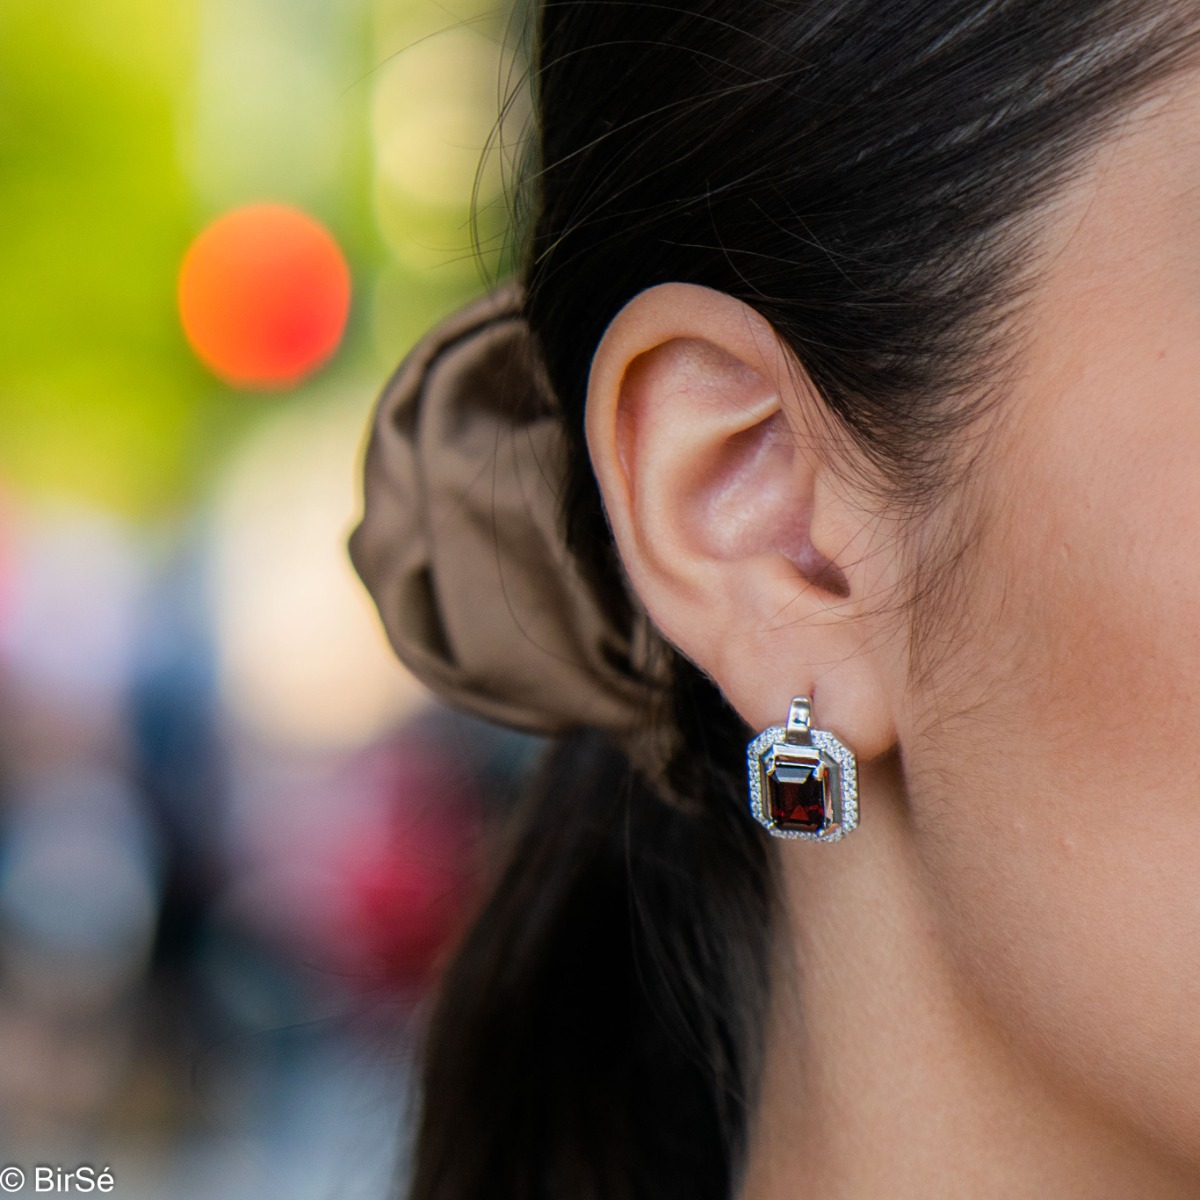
{"left": 211, "top": 388, "right": 427, "bottom": 748}
{"left": 372, "top": 25, "right": 511, "bottom": 210}
{"left": 185, "top": 0, "right": 368, "bottom": 214}
{"left": 0, "top": 506, "right": 144, "bottom": 706}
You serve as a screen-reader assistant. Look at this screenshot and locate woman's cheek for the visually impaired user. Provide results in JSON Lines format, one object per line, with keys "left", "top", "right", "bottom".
{"left": 901, "top": 394, "right": 1200, "bottom": 1159}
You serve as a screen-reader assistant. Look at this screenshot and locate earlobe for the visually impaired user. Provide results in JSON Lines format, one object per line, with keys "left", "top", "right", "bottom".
{"left": 585, "top": 282, "right": 900, "bottom": 760}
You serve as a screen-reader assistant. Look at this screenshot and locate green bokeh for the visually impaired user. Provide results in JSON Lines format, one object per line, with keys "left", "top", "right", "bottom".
{"left": 0, "top": 0, "right": 521, "bottom": 518}
{"left": 0, "top": 0, "right": 207, "bottom": 514}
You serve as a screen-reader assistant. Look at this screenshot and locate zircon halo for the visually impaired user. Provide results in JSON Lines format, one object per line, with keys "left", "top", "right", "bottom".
{"left": 747, "top": 722, "right": 858, "bottom": 842}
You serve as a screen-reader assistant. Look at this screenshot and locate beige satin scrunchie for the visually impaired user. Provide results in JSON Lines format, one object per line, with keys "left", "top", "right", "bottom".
{"left": 349, "top": 278, "right": 674, "bottom": 774}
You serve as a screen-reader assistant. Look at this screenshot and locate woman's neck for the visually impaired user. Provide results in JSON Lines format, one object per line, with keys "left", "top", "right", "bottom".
{"left": 738, "top": 751, "right": 1197, "bottom": 1200}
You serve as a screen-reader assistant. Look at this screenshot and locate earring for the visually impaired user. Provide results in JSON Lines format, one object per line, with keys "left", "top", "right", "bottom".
{"left": 746, "top": 696, "right": 858, "bottom": 842}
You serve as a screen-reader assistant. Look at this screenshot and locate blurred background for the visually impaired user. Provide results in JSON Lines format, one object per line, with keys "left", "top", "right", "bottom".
{"left": 0, "top": 0, "right": 542, "bottom": 1194}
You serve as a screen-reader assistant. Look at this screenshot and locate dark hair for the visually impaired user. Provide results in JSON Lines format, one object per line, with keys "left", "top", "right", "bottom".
{"left": 406, "top": 4, "right": 1200, "bottom": 1198}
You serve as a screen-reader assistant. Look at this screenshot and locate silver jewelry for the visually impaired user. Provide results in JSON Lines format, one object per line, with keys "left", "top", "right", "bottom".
{"left": 746, "top": 696, "right": 858, "bottom": 841}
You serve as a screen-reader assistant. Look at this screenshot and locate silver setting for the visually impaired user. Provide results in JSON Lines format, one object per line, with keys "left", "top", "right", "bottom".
{"left": 746, "top": 695, "right": 859, "bottom": 842}
{"left": 785, "top": 696, "right": 812, "bottom": 742}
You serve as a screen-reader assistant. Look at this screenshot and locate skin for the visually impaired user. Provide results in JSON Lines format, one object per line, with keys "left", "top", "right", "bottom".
{"left": 583, "top": 66, "right": 1200, "bottom": 1198}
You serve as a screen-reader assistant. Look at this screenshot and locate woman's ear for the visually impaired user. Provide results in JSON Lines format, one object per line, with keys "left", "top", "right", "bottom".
{"left": 585, "top": 282, "right": 901, "bottom": 761}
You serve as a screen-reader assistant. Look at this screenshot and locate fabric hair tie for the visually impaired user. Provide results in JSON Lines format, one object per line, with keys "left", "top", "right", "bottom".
{"left": 348, "top": 278, "right": 675, "bottom": 781}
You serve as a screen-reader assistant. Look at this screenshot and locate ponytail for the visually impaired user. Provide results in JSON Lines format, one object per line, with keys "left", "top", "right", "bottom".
{"left": 408, "top": 712, "right": 771, "bottom": 1200}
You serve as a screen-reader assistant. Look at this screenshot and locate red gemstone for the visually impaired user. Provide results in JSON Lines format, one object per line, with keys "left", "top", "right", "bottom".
{"left": 767, "top": 755, "right": 828, "bottom": 832}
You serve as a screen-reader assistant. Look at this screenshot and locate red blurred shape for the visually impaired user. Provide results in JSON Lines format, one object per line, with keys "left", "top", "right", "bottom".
{"left": 178, "top": 203, "right": 351, "bottom": 389}
{"left": 334, "top": 745, "right": 484, "bottom": 993}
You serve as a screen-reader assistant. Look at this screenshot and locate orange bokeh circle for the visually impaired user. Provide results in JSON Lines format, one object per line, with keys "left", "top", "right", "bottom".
{"left": 178, "top": 204, "right": 351, "bottom": 389}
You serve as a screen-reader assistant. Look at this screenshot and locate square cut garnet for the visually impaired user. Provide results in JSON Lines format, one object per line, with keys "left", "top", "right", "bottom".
{"left": 766, "top": 750, "right": 829, "bottom": 832}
